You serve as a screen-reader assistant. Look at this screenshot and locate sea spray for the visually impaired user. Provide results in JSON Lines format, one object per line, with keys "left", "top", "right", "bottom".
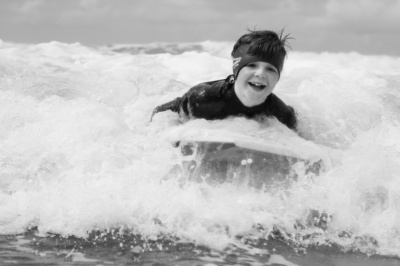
{"left": 1, "top": 40, "right": 400, "bottom": 258}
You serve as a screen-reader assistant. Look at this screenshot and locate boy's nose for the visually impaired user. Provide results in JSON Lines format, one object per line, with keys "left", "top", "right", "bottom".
{"left": 254, "top": 68, "right": 267, "bottom": 78}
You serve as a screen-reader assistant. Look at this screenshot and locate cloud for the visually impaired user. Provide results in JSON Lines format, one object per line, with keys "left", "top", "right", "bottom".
{"left": 57, "top": 1, "right": 111, "bottom": 25}
{"left": 19, "top": 0, "right": 44, "bottom": 14}
{"left": 0, "top": 0, "right": 399, "bottom": 55}
{"left": 290, "top": 0, "right": 400, "bottom": 54}
{"left": 326, "top": 0, "right": 400, "bottom": 33}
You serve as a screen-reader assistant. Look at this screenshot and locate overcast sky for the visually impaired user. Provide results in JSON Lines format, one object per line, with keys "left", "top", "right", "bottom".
{"left": 1, "top": 0, "right": 400, "bottom": 55}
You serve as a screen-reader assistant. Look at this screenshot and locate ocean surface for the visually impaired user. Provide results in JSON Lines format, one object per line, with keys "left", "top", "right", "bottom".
{"left": 1, "top": 39, "right": 400, "bottom": 265}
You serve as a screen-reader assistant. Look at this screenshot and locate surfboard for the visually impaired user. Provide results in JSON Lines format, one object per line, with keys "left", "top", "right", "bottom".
{"left": 163, "top": 121, "right": 333, "bottom": 187}
{"left": 164, "top": 125, "right": 327, "bottom": 162}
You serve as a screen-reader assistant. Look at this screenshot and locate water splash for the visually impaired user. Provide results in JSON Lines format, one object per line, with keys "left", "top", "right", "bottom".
{"left": 1, "top": 40, "right": 400, "bottom": 259}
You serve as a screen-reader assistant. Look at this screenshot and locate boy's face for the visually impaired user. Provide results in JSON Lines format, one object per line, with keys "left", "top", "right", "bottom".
{"left": 234, "top": 61, "right": 279, "bottom": 107}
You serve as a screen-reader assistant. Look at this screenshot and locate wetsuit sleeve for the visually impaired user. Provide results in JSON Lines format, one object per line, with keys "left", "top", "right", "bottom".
{"left": 150, "top": 79, "right": 226, "bottom": 121}
{"left": 182, "top": 80, "right": 225, "bottom": 119}
{"left": 267, "top": 94, "right": 298, "bottom": 130}
{"left": 150, "top": 97, "right": 182, "bottom": 121}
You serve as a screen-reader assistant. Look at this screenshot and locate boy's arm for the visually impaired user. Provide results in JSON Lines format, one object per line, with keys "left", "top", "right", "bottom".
{"left": 151, "top": 79, "right": 225, "bottom": 121}
{"left": 150, "top": 97, "right": 182, "bottom": 121}
{"left": 183, "top": 81, "right": 225, "bottom": 119}
{"left": 267, "top": 94, "right": 298, "bottom": 130}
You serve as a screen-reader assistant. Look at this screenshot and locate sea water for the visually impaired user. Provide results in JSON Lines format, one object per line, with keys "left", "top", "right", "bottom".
{"left": 1, "top": 39, "right": 400, "bottom": 264}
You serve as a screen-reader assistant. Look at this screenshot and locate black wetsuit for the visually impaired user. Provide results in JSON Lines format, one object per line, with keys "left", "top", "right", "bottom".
{"left": 152, "top": 75, "right": 297, "bottom": 130}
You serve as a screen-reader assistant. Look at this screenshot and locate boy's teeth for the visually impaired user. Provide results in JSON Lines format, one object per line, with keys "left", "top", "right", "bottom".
{"left": 249, "top": 82, "right": 264, "bottom": 87}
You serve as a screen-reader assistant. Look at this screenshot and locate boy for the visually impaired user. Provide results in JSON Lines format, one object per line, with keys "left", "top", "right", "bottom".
{"left": 151, "top": 32, "right": 330, "bottom": 227}
{"left": 151, "top": 29, "right": 297, "bottom": 130}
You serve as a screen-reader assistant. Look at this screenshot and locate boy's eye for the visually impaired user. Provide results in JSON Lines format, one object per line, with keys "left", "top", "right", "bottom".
{"left": 247, "top": 63, "right": 257, "bottom": 68}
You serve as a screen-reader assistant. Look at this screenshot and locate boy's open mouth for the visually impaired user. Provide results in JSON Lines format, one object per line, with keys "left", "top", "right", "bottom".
{"left": 248, "top": 81, "right": 266, "bottom": 91}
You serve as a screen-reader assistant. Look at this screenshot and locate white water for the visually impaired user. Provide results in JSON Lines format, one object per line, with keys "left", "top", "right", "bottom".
{"left": 1, "top": 39, "right": 400, "bottom": 257}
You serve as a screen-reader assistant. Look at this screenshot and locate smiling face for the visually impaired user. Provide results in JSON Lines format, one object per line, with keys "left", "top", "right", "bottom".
{"left": 234, "top": 61, "right": 280, "bottom": 107}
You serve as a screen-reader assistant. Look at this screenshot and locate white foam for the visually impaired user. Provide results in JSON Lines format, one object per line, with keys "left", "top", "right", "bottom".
{"left": 1, "top": 41, "right": 400, "bottom": 256}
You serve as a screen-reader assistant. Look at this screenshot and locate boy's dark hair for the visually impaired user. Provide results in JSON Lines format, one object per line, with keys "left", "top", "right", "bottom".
{"left": 231, "top": 29, "right": 292, "bottom": 59}
{"left": 231, "top": 29, "right": 292, "bottom": 77}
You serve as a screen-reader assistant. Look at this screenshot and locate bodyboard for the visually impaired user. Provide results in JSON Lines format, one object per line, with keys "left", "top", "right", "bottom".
{"left": 164, "top": 124, "right": 328, "bottom": 162}
{"left": 163, "top": 122, "right": 330, "bottom": 187}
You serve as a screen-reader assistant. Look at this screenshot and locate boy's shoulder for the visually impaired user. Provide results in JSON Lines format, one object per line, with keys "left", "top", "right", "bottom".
{"left": 187, "top": 76, "right": 232, "bottom": 101}
{"left": 191, "top": 77, "right": 227, "bottom": 91}
{"left": 265, "top": 93, "right": 297, "bottom": 130}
